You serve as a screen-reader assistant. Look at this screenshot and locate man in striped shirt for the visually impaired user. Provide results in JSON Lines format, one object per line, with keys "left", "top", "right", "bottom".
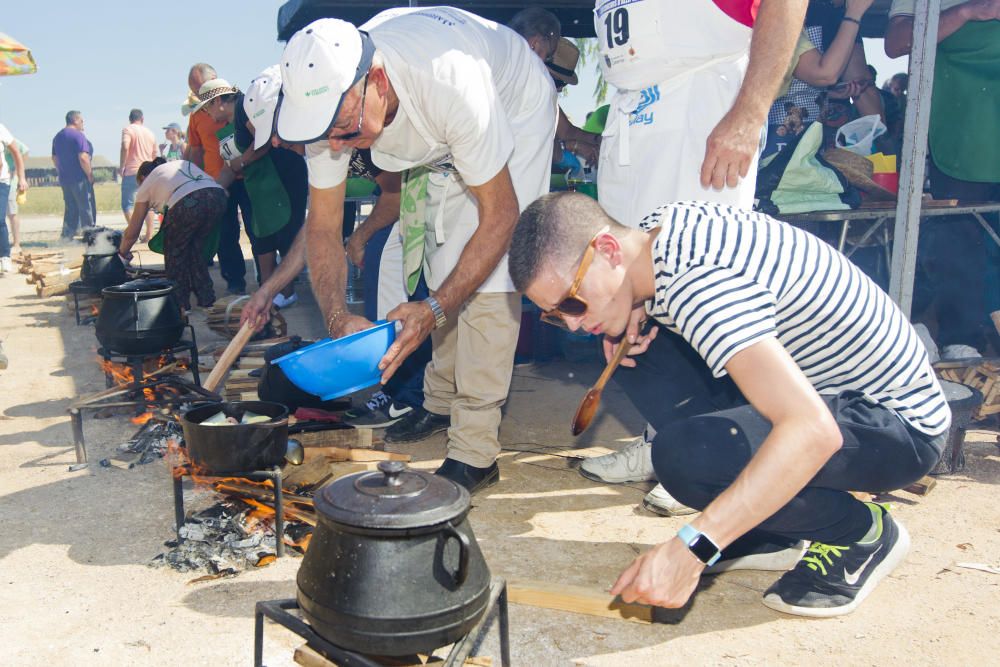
{"left": 509, "top": 193, "right": 949, "bottom": 617}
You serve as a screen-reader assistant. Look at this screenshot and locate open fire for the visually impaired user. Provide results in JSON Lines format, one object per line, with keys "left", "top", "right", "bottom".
{"left": 156, "top": 440, "right": 317, "bottom": 577}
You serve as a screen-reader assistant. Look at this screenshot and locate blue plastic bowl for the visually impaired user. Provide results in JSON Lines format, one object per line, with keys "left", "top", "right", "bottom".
{"left": 272, "top": 320, "right": 396, "bottom": 401}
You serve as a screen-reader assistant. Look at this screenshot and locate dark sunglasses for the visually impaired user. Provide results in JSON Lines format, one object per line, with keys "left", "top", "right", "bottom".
{"left": 540, "top": 229, "right": 604, "bottom": 329}
{"left": 329, "top": 73, "right": 369, "bottom": 142}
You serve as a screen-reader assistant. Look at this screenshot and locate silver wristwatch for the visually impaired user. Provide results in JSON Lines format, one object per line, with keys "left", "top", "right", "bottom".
{"left": 425, "top": 296, "right": 447, "bottom": 329}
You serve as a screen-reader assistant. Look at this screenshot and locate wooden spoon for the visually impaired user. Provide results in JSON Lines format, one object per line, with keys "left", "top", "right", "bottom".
{"left": 203, "top": 320, "right": 256, "bottom": 394}
{"left": 571, "top": 338, "right": 632, "bottom": 436}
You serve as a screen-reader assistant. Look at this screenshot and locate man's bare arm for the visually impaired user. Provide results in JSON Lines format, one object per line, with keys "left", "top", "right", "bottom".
{"left": 344, "top": 171, "right": 402, "bottom": 267}
{"left": 700, "top": 0, "right": 808, "bottom": 189}
{"left": 79, "top": 152, "right": 94, "bottom": 184}
{"left": 306, "top": 181, "right": 372, "bottom": 336}
{"left": 885, "top": 0, "right": 1000, "bottom": 57}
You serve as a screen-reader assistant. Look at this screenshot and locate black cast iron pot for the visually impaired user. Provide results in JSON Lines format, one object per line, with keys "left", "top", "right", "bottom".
{"left": 80, "top": 253, "right": 127, "bottom": 289}
{"left": 180, "top": 401, "right": 289, "bottom": 473}
{"left": 96, "top": 278, "right": 185, "bottom": 355}
{"left": 297, "top": 461, "right": 491, "bottom": 656}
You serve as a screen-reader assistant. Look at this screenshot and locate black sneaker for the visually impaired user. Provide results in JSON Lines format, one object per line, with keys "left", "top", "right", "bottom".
{"left": 435, "top": 458, "right": 500, "bottom": 495}
{"left": 343, "top": 391, "right": 413, "bottom": 429}
{"left": 384, "top": 406, "right": 450, "bottom": 444}
{"left": 762, "top": 504, "right": 910, "bottom": 617}
{"left": 706, "top": 538, "right": 809, "bottom": 574}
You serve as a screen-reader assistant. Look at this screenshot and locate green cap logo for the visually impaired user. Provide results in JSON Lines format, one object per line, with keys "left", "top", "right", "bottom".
{"left": 305, "top": 85, "right": 330, "bottom": 97}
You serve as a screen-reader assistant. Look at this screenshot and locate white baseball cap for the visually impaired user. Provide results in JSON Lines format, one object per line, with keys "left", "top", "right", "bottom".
{"left": 276, "top": 18, "right": 375, "bottom": 143}
{"left": 244, "top": 65, "right": 283, "bottom": 149}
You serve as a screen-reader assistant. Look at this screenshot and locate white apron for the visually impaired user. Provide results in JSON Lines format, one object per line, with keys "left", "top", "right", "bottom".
{"left": 594, "top": 0, "right": 759, "bottom": 227}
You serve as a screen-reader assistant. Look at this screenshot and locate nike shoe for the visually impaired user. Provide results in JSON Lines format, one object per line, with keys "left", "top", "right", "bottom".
{"left": 762, "top": 503, "right": 910, "bottom": 617}
{"left": 272, "top": 292, "right": 298, "bottom": 309}
{"left": 342, "top": 391, "right": 413, "bottom": 429}
{"left": 642, "top": 483, "right": 697, "bottom": 516}
{"left": 706, "top": 539, "right": 809, "bottom": 574}
{"left": 579, "top": 434, "right": 657, "bottom": 484}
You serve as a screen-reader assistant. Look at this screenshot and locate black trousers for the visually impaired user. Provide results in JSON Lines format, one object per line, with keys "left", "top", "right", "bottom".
{"left": 615, "top": 326, "right": 944, "bottom": 546}
{"left": 216, "top": 180, "right": 252, "bottom": 288}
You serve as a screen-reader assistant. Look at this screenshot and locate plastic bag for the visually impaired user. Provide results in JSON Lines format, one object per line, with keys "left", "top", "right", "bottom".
{"left": 835, "top": 114, "right": 887, "bottom": 155}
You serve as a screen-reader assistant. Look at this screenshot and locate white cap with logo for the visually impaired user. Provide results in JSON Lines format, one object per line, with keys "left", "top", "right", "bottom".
{"left": 243, "top": 65, "right": 283, "bottom": 149}
{"left": 276, "top": 18, "right": 375, "bottom": 143}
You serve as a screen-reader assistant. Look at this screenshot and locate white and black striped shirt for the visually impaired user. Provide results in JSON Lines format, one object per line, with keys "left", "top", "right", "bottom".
{"left": 641, "top": 201, "right": 951, "bottom": 436}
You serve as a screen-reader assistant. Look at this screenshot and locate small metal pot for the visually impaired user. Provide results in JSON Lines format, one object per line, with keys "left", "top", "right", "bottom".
{"left": 297, "top": 461, "right": 491, "bottom": 656}
{"left": 180, "top": 401, "right": 289, "bottom": 473}
{"left": 96, "top": 278, "right": 185, "bottom": 354}
{"left": 80, "top": 253, "right": 127, "bottom": 288}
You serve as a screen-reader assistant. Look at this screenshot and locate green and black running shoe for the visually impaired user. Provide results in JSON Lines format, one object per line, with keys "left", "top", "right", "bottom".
{"left": 762, "top": 503, "right": 910, "bottom": 617}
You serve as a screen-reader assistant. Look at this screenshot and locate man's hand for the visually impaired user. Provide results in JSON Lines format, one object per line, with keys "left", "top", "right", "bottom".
{"left": 603, "top": 306, "right": 658, "bottom": 367}
{"left": 961, "top": 0, "right": 1000, "bottom": 22}
{"left": 611, "top": 537, "right": 705, "bottom": 607}
{"left": 330, "top": 313, "right": 375, "bottom": 339}
{"left": 345, "top": 232, "right": 366, "bottom": 269}
{"left": 700, "top": 107, "right": 761, "bottom": 190}
{"left": 241, "top": 289, "right": 274, "bottom": 333}
{"left": 17, "top": 180, "right": 27, "bottom": 194}
{"left": 379, "top": 301, "right": 435, "bottom": 383}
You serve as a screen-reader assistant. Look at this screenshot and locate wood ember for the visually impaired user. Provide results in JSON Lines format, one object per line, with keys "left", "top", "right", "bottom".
{"left": 150, "top": 501, "right": 286, "bottom": 574}
{"left": 100, "top": 420, "right": 183, "bottom": 469}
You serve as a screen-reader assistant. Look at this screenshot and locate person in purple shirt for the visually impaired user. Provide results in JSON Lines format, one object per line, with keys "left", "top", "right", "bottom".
{"left": 51, "top": 110, "right": 95, "bottom": 239}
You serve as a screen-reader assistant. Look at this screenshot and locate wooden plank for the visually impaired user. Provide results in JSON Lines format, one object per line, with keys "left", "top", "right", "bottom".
{"left": 294, "top": 645, "right": 492, "bottom": 667}
{"left": 304, "top": 447, "right": 410, "bottom": 463}
{"left": 294, "top": 428, "right": 374, "bottom": 449}
{"left": 904, "top": 475, "right": 936, "bottom": 496}
{"left": 507, "top": 579, "right": 654, "bottom": 624}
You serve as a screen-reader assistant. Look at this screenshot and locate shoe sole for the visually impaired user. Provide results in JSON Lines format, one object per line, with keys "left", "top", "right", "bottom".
{"left": 761, "top": 522, "right": 911, "bottom": 618}
{"left": 384, "top": 423, "right": 449, "bottom": 444}
{"left": 706, "top": 542, "right": 810, "bottom": 574}
{"left": 468, "top": 468, "right": 501, "bottom": 496}
{"left": 344, "top": 416, "right": 404, "bottom": 429}
{"left": 641, "top": 497, "right": 698, "bottom": 517}
{"left": 578, "top": 467, "right": 657, "bottom": 485}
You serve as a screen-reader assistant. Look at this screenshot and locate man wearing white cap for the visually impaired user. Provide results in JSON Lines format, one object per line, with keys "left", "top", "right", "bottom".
{"left": 277, "top": 7, "right": 556, "bottom": 493}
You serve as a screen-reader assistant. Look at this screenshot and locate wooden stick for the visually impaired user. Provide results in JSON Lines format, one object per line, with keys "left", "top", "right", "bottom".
{"left": 904, "top": 475, "right": 937, "bottom": 496}
{"left": 203, "top": 320, "right": 255, "bottom": 393}
{"left": 507, "top": 579, "right": 654, "bottom": 624}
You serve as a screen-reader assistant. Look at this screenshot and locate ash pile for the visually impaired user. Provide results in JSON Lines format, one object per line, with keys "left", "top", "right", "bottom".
{"left": 99, "top": 419, "right": 183, "bottom": 470}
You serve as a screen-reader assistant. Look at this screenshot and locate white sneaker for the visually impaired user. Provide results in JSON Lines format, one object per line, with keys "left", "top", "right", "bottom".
{"left": 272, "top": 292, "right": 298, "bottom": 309}
{"left": 579, "top": 435, "right": 657, "bottom": 483}
{"left": 0, "top": 256, "right": 12, "bottom": 273}
{"left": 642, "top": 483, "right": 697, "bottom": 516}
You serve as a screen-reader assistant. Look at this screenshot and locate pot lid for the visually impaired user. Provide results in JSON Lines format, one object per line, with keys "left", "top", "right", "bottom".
{"left": 314, "top": 461, "right": 469, "bottom": 530}
{"left": 103, "top": 278, "right": 176, "bottom": 294}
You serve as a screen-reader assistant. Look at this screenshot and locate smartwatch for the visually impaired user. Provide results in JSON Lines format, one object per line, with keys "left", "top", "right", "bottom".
{"left": 677, "top": 524, "right": 722, "bottom": 566}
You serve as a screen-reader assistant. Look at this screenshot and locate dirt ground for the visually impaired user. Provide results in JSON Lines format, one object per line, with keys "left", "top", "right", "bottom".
{"left": 1, "top": 224, "right": 999, "bottom": 666}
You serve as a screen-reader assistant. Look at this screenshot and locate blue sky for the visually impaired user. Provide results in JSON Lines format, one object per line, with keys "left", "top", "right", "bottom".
{"left": 1, "top": 3, "right": 907, "bottom": 164}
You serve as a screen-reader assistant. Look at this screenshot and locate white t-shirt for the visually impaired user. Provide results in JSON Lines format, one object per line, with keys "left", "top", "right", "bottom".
{"left": 642, "top": 201, "right": 950, "bottom": 437}
{"left": 134, "top": 160, "right": 223, "bottom": 213}
{"left": 306, "top": 6, "right": 554, "bottom": 192}
{"left": 0, "top": 124, "right": 14, "bottom": 184}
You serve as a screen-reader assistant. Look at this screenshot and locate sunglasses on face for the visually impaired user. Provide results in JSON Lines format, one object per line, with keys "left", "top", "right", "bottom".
{"left": 329, "top": 73, "right": 369, "bottom": 142}
{"left": 540, "top": 230, "right": 604, "bottom": 330}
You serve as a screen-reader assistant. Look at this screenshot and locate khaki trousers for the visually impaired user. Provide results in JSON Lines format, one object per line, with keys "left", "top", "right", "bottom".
{"left": 422, "top": 291, "right": 521, "bottom": 468}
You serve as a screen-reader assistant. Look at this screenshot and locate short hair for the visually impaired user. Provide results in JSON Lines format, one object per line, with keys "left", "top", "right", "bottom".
{"left": 66, "top": 110, "right": 81, "bottom": 125}
{"left": 508, "top": 192, "right": 615, "bottom": 293}
{"left": 189, "top": 62, "right": 217, "bottom": 79}
{"left": 129, "top": 108, "right": 143, "bottom": 122}
{"left": 508, "top": 7, "right": 561, "bottom": 42}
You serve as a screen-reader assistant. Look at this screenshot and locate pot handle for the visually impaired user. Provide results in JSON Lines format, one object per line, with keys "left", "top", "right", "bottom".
{"left": 443, "top": 522, "right": 470, "bottom": 586}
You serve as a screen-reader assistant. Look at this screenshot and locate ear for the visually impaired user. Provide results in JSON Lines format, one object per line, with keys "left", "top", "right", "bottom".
{"left": 370, "top": 65, "right": 390, "bottom": 95}
{"left": 593, "top": 231, "right": 624, "bottom": 268}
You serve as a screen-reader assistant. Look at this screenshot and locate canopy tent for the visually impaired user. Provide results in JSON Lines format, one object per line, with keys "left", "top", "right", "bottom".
{"left": 277, "top": 1, "right": 596, "bottom": 39}
{"left": 275, "top": 0, "right": 946, "bottom": 317}
{"left": 0, "top": 32, "right": 37, "bottom": 76}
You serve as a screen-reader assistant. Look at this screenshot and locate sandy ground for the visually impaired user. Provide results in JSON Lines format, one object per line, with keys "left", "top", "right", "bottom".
{"left": 1, "top": 219, "right": 999, "bottom": 666}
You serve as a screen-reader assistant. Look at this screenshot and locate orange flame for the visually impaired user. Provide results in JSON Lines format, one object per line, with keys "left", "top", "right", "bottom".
{"left": 131, "top": 412, "right": 155, "bottom": 425}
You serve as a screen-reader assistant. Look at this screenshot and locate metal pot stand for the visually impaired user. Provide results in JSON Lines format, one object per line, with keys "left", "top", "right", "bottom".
{"left": 253, "top": 578, "right": 511, "bottom": 667}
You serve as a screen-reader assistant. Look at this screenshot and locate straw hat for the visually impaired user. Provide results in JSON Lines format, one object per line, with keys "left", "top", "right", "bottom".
{"left": 822, "top": 148, "right": 896, "bottom": 201}
{"left": 192, "top": 78, "right": 240, "bottom": 113}
{"left": 546, "top": 37, "right": 579, "bottom": 86}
